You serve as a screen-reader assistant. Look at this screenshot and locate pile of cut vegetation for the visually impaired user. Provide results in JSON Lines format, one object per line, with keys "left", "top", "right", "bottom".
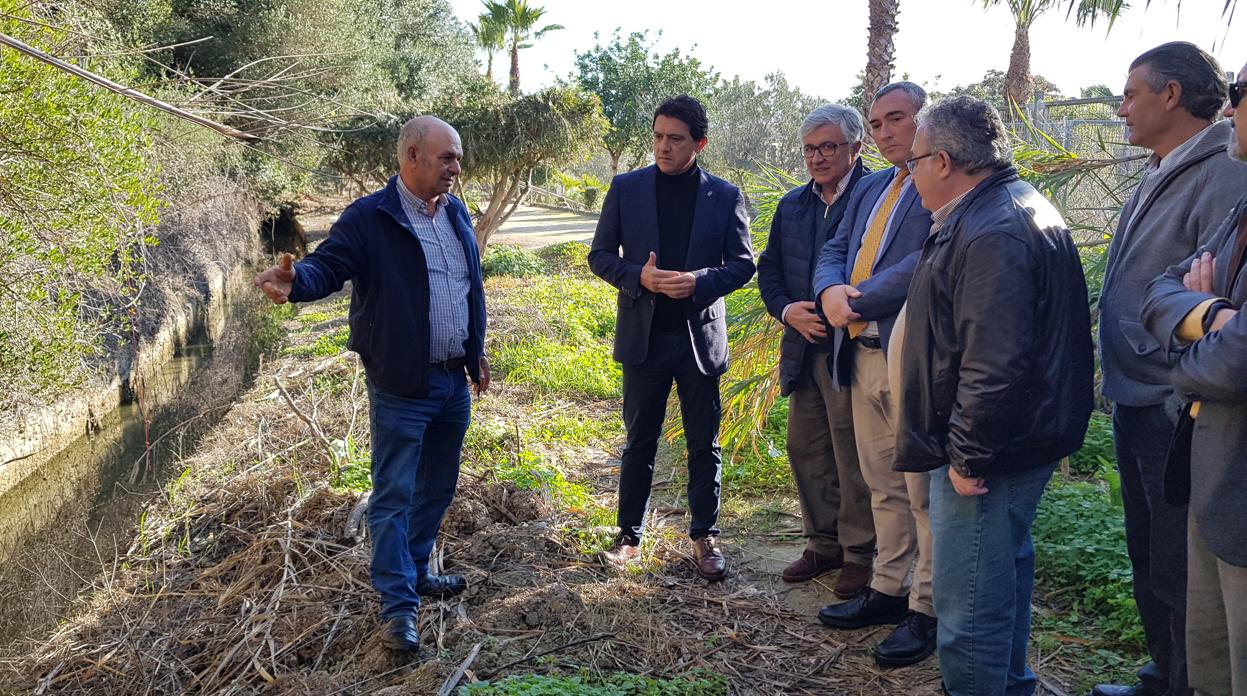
{"left": 0, "top": 247, "right": 945, "bottom": 696}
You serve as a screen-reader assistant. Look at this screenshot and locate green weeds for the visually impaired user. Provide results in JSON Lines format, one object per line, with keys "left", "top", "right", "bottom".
{"left": 460, "top": 670, "right": 727, "bottom": 695}
{"left": 483, "top": 244, "right": 547, "bottom": 278}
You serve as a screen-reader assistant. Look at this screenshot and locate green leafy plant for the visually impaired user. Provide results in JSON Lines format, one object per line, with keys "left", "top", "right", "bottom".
{"left": 460, "top": 669, "right": 727, "bottom": 695}
{"left": 483, "top": 244, "right": 548, "bottom": 278}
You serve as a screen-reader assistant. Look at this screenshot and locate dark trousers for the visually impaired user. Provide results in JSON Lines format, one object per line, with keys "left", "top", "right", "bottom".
{"left": 366, "top": 369, "right": 471, "bottom": 620}
{"left": 618, "top": 330, "right": 722, "bottom": 540}
{"left": 1113, "top": 403, "right": 1190, "bottom": 695}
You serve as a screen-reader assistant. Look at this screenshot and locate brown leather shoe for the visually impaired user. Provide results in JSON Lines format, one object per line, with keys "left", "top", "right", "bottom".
{"left": 782, "top": 549, "right": 843, "bottom": 583}
{"left": 600, "top": 534, "right": 640, "bottom": 568}
{"left": 691, "top": 536, "right": 726, "bottom": 581}
{"left": 833, "top": 561, "right": 871, "bottom": 598}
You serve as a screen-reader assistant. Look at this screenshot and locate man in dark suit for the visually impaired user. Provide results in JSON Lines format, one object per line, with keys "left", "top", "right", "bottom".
{"left": 588, "top": 95, "right": 755, "bottom": 581}
{"left": 811, "top": 81, "right": 937, "bottom": 668}
{"left": 756, "top": 103, "right": 875, "bottom": 596}
{"left": 253, "top": 116, "right": 489, "bottom": 654}
{"left": 1141, "top": 59, "right": 1247, "bottom": 696}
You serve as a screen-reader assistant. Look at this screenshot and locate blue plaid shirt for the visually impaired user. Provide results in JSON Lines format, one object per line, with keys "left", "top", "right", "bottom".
{"left": 395, "top": 179, "right": 470, "bottom": 361}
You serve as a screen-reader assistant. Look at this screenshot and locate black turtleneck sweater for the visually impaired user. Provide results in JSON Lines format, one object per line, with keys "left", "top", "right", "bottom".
{"left": 652, "top": 163, "right": 700, "bottom": 332}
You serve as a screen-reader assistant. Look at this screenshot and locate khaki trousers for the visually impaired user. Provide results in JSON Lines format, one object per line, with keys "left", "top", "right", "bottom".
{"left": 786, "top": 354, "right": 876, "bottom": 564}
{"left": 851, "top": 338, "right": 934, "bottom": 616}
{"left": 1188, "top": 516, "right": 1247, "bottom": 696}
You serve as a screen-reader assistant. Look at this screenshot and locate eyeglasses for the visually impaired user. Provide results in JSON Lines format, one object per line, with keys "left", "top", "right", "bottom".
{"left": 904, "top": 152, "right": 934, "bottom": 173}
{"left": 802, "top": 141, "right": 851, "bottom": 159}
{"left": 1231, "top": 81, "right": 1247, "bottom": 109}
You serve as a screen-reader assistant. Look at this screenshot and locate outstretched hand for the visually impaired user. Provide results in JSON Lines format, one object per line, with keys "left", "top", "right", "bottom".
{"left": 255, "top": 253, "right": 296, "bottom": 304}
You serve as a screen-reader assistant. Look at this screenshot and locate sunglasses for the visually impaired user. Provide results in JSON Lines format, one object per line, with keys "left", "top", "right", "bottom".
{"left": 1232, "top": 81, "right": 1247, "bottom": 109}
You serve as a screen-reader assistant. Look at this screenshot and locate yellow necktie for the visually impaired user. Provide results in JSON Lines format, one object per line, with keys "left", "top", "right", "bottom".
{"left": 848, "top": 169, "right": 909, "bottom": 338}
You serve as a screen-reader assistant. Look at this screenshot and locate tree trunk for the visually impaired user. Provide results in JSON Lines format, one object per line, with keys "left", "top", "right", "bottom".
{"left": 475, "top": 172, "right": 523, "bottom": 250}
{"left": 608, "top": 149, "right": 622, "bottom": 176}
{"left": 508, "top": 38, "right": 520, "bottom": 97}
{"left": 485, "top": 52, "right": 494, "bottom": 82}
{"left": 862, "top": 0, "right": 901, "bottom": 118}
{"left": 1005, "top": 20, "right": 1033, "bottom": 112}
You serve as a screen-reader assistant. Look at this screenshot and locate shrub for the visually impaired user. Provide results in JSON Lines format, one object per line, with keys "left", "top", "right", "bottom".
{"left": 1070, "top": 409, "right": 1115, "bottom": 477}
{"left": 1032, "top": 476, "right": 1142, "bottom": 647}
{"left": 537, "top": 241, "right": 592, "bottom": 275}
{"left": 483, "top": 244, "right": 548, "bottom": 278}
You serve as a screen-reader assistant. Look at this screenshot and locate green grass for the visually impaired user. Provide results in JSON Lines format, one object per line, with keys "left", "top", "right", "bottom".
{"left": 492, "top": 337, "right": 621, "bottom": 399}
{"left": 460, "top": 670, "right": 727, "bottom": 695}
{"left": 1031, "top": 473, "right": 1143, "bottom": 691}
{"left": 721, "top": 398, "right": 791, "bottom": 494}
{"left": 1070, "top": 409, "right": 1115, "bottom": 477}
{"left": 528, "top": 410, "right": 623, "bottom": 447}
{"left": 285, "top": 325, "right": 350, "bottom": 358}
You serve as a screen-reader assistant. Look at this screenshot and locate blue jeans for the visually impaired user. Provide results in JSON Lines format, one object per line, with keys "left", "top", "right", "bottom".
{"left": 930, "top": 462, "right": 1057, "bottom": 696}
{"left": 366, "top": 368, "right": 471, "bottom": 620}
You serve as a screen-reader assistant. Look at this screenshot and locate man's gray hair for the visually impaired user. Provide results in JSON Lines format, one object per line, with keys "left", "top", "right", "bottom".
{"left": 1130, "top": 41, "right": 1226, "bottom": 121}
{"left": 916, "top": 96, "right": 1012, "bottom": 175}
{"left": 396, "top": 117, "right": 430, "bottom": 164}
{"left": 800, "top": 103, "right": 865, "bottom": 144}
{"left": 875, "top": 81, "right": 928, "bottom": 111}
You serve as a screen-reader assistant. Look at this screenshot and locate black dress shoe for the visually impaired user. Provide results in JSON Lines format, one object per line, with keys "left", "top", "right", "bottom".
{"left": 1090, "top": 685, "right": 1155, "bottom": 696}
{"left": 416, "top": 573, "right": 467, "bottom": 598}
{"left": 818, "top": 588, "right": 908, "bottom": 629}
{"left": 379, "top": 615, "right": 420, "bottom": 652}
{"left": 874, "top": 611, "right": 937, "bottom": 667}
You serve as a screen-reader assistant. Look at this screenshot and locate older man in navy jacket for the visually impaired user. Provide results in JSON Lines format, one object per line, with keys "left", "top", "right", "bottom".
{"left": 812, "top": 81, "right": 937, "bottom": 668}
{"left": 757, "top": 103, "right": 875, "bottom": 596}
{"left": 589, "top": 96, "right": 754, "bottom": 581}
{"left": 254, "top": 116, "right": 488, "bottom": 655}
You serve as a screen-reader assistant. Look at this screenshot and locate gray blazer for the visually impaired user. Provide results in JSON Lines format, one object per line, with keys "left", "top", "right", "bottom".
{"left": 1143, "top": 193, "right": 1247, "bottom": 567}
{"left": 1101, "top": 120, "right": 1247, "bottom": 407}
{"left": 587, "top": 165, "right": 755, "bottom": 377}
{"left": 812, "top": 166, "right": 932, "bottom": 387}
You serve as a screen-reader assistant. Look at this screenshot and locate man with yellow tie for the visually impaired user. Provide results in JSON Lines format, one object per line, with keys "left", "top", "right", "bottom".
{"left": 812, "top": 81, "right": 936, "bottom": 668}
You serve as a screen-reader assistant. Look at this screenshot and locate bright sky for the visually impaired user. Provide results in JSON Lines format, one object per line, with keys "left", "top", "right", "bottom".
{"left": 448, "top": 0, "right": 1246, "bottom": 101}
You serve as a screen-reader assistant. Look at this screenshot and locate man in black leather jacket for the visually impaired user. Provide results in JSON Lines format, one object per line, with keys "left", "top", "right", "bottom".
{"left": 895, "top": 96, "right": 1094, "bottom": 696}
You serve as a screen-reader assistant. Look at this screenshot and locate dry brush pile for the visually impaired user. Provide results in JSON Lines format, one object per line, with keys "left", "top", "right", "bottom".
{"left": 0, "top": 284, "right": 947, "bottom": 696}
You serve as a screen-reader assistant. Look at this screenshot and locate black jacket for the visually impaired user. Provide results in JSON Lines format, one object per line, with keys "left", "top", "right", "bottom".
{"left": 756, "top": 159, "right": 866, "bottom": 395}
{"left": 894, "top": 168, "right": 1094, "bottom": 476}
{"left": 587, "top": 165, "right": 755, "bottom": 376}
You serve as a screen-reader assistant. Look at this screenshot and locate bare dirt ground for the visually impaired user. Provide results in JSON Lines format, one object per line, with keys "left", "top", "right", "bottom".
{"left": 0, "top": 212, "right": 1081, "bottom": 696}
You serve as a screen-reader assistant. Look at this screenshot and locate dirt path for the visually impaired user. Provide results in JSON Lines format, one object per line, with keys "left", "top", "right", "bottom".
{"left": 490, "top": 205, "right": 597, "bottom": 249}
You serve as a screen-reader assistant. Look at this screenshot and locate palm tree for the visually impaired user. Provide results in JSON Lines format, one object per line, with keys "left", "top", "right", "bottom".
{"left": 863, "top": 0, "right": 901, "bottom": 117}
{"left": 469, "top": 13, "right": 506, "bottom": 82}
{"left": 481, "top": 0, "right": 563, "bottom": 97}
{"left": 982, "top": 0, "right": 1124, "bottom": 108}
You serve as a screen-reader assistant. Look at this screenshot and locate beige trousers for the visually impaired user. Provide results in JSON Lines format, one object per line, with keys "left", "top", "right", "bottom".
{"left": 1188, "top": 516, "right": 1247, "bottom": 696}
{"left": 850, "top": 337, "right": 933, "bottom": 616}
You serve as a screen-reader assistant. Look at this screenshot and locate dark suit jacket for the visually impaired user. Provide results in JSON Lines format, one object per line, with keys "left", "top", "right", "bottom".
{"left": 757, "top": 160, "right": 867, "bottom": 395}
{"left": 1143, "top": 194, "right": 1247, "bottom": 567}
{"left": 587, "top": 164, "right": 755, "bottom": 377}
{"left": 811, "top": 166, "right": 932, "bottom": 387}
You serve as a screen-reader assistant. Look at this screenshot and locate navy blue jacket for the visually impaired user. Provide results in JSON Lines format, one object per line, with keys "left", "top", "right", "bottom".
{"left": 812, "top": 166, "right": 932, "bottom": 387}
{"left": 588, "top": 164, "right": 755, "bottom": 376}
{"left": 756, "top": 159, "right": 867, "bottom": 395}
{"left": 288, "top": 176, "right": 487, "bottom": 398}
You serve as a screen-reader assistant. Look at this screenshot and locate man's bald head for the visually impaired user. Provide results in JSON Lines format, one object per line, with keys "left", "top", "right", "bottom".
{"left": 397, "top": 115, "right": 463, "bottom": 205}
{"left": 396, "top": 116, "right": 458, "bottom": 164}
